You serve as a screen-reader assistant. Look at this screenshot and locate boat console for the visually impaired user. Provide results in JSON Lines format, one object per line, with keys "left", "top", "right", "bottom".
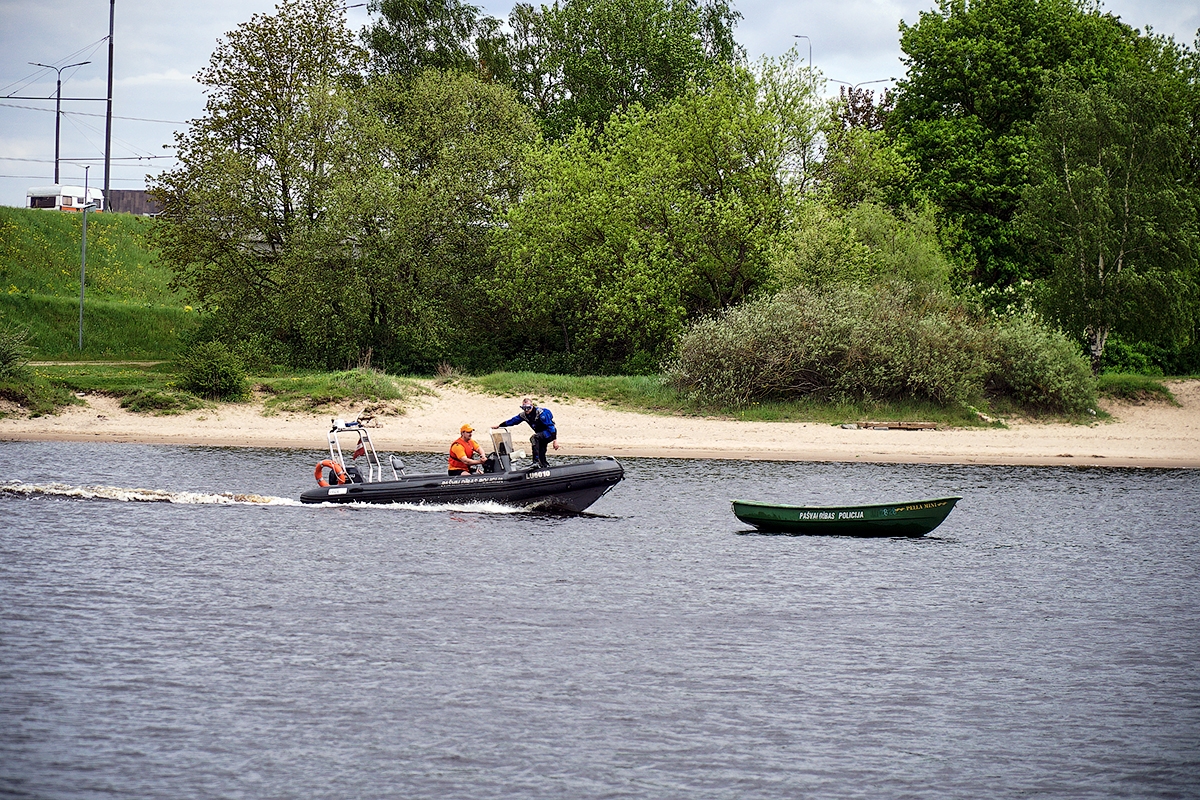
{"left": 484, "top": 427, "right": 527, "bottom": 473}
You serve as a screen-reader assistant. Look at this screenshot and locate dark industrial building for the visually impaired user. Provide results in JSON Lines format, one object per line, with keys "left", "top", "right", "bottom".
{"left": 106, "top": 189, "right": 161, "bottom": 216}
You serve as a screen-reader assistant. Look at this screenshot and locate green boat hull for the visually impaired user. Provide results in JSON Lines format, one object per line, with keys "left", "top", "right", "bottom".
{"left": 731, "top": 496, "right": 962, "bottom": 537}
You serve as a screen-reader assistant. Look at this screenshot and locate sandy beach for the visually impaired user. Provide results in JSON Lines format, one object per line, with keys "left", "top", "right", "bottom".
{"left": 4, "top": 379, "right": 1199, "bottom": 469}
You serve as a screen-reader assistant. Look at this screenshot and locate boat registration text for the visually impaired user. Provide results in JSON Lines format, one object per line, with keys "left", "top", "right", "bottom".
{"left": 791, "top": 510, "right": 865, "bottom": 520}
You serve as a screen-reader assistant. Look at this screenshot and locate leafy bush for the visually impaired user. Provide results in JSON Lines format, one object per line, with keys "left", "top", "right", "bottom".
{"left": 665, "top": 284, "right": 988, "bottom": 407}
{"left": 0, "top": 326, "right": 31, "bottom": 379}
{"left": 769, "top": 201, "right": 953, "bottom": 292}
{"left": 1098, "top": 333, "right": 1168, "bottom": 376}
{"left": 228, "top": 334, "right": 282, "bottom": 374}
{"left": 120, "top": 388, "right": 203, "bottom": 414}
{"left": 986, "top": 316, "right": 1096, "bottom": 414}
{"left": 665, "top": 284, "right": 1096, "bottom": 415}
{"left": 176, "top": 341, "right": 249, "bottom": 401}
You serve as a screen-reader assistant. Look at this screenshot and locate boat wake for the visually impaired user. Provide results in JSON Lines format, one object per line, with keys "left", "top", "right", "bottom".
{"left": 325, "top": 499, "right": 529, "bottom": 514}
{"left": 1, "top": 481, "right": 298, "bottom": 506}
{"left": 1, "top": 481, "right": 530, "bottom": 515}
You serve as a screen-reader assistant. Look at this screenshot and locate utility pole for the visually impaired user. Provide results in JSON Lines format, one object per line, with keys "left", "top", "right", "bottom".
{"left": 104, "top": 0, "right": 115, "bottom": 203}
{"left": 29, "top": 60, "right": 91, "bottom": 184}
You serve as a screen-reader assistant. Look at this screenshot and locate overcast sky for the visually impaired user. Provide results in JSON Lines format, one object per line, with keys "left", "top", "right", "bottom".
{"left": 1, "top": 0, "right": 1196, "bottom": 209}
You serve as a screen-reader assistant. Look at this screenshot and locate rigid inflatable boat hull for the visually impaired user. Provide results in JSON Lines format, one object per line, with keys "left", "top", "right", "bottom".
{"left": 301, "top": 458, "right": 624, "bottom": 514}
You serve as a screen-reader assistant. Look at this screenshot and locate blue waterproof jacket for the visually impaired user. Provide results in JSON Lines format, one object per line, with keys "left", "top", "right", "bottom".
{"left": 500, "top": 406, "right": 556, "bottom": 440}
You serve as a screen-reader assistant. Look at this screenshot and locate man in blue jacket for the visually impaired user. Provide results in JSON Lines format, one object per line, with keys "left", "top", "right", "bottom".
{"left": 498, "top": 397, "right": 559, "bottom": 469}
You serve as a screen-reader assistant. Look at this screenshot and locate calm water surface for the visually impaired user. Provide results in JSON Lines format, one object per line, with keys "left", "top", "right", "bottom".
{"left": 1, "top": 441, "right": 1198, "bottom": 798}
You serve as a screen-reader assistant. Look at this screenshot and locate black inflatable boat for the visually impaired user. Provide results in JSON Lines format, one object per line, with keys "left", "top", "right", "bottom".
{"left": 300, "top": 419, "right": 624, "bottom": 513}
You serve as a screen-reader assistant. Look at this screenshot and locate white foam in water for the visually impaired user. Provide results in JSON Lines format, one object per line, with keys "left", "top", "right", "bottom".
{"left": 316, "top": 498, "right": 528, "bottom": 514}
{"left": 1, "top": 482, "right": 529, "bottom": 514}
{"left": 0, "top": 481, "right": 298, "bottom": 506}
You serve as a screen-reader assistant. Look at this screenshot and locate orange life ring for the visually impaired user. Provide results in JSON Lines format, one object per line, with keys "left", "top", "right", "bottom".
{"left": 315, "top": 459, "right": 348, "bottom": 487}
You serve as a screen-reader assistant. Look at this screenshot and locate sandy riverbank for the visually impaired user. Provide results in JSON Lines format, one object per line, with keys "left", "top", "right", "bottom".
{"left": 3, "top": 380, "right": 1199, "bottom": 469}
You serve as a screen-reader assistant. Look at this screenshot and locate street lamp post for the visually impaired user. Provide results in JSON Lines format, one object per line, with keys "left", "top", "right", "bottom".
{"left": 30, "top": 60, "right": 91, "bottom": 185}
{"left": 79, "top": 166, "right": 96, "bottom": 351}
{"left": 792, "top": 35, "right": 812, "bottom": 70}
{"left": 829, "top": 78, "right": 892, "bottom": 93}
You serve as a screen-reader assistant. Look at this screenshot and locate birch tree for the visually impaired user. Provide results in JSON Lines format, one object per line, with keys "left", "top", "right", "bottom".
{"left": 1018, "top": 61, "right": 1199, "bottom": 372}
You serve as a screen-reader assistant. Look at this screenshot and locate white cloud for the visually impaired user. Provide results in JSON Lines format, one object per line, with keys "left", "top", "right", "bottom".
{"left": 118, "top": 69, "right": 196, "bottom": 87}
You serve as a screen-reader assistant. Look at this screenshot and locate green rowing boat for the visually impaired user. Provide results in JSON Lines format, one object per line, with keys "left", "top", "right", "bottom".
{"left": 731, "top": 496, "right": 962, "bottom": 537}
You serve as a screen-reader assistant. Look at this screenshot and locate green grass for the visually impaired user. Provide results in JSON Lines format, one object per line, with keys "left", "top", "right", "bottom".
{"left": 457, "top": 371, "right": 995, "bottom": 426}
{"left": 459, "top": 371, "right": 681, "bottom": 412}
{"left": 37, "top": 362, "right": 178, "bottom": 393}
{"left": 15, "top": 363, "right": 1186, "bottom": 426}
{"left": 0, "top": 375, "right": 81, "bottom": 417}
{"left": 31, "top": 362, "right": 203, "bottom": 414}
{"left": 255, "top": 369, "right": 434, "bottom": 413}
{"left": 0, "top": 206, "right": 196, "bottom": 359}
{"left": 0, "top": 294, "right": 198, "bottom": 360}
{"left": 0, "top": 206, "right": 176, "bottom": 302}
{"left": 1097, "top": 373, "right": 1178, "bottom": 405}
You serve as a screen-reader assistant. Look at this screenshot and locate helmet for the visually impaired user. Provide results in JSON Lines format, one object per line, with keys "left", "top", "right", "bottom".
{"left": 460, "top": 423, "right": 474, "bottom": 433}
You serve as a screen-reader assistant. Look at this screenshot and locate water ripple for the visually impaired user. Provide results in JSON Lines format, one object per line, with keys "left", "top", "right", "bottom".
{"left": 1, "top": 443, "right": 1198, "bottom": 799}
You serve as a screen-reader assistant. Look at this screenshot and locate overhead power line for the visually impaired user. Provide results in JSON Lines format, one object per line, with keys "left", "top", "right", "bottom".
{"left": 63, "top": 156, "right": 174, "bottom": 162}
{"left": 0, "top": 37, "right": 108, "bottom": 96}
{"left": 0, "top": 101, "right": 185, "bottom": 124}
{"left": 1, "top": 174, "right": 152, "bottom": 184}
{"left": 0, "top": 156, "right": 174, "bottom": 163}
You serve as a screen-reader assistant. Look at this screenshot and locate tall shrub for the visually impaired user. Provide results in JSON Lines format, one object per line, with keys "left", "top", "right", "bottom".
{"left": 666, "top": 283, "right": 1095, "bottom": 413}
{"left": 665, "top": 284, "right": 988, "bottom": 406}
{"left": 987, "top": 315, "right": 1096, "bottom": 413}
{"left": 177, "top": 341, "right": 250, "bottom": 401}
{"left": 0, "top": 326, "right": 31, "bottom": 380}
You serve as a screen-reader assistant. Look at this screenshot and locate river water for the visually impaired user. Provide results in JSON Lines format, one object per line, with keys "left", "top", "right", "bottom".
{"left": 1, "top": 441, "right": 1198, "bottom": 798}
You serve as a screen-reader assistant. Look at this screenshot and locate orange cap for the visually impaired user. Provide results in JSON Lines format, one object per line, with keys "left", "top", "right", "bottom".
{"left": 460, "top": 423, "right": 474, "bottom": 433}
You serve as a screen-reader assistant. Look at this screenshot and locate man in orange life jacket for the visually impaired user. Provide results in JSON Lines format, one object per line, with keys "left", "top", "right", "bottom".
{"left": 448, "top": 424, "right": 486, "bottom": 476}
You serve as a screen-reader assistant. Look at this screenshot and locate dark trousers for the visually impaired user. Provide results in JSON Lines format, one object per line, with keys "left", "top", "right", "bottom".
{"left": 530, "top": 435, "right": 553, "bottom": 468}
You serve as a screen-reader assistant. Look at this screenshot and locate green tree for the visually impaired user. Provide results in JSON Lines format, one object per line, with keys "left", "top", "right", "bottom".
{"left": 769, "top": 200, "right": 953, "bottom": 291}
{"left": 1018, "top": 56, "right": 1199, "bottom": 373}
{"left": 891, "top": 0, "right": 1137, "bottom": 289}
{"left": 152, "top": 0, "right": 536, "bottom": 370}
{"left": 329, "top": 71, "right": 538, "bottom": 371}
{"left": 777, "top": 84, "right": 953, "bottom": 294}
{"left": 491, "top": 56, "right": 818, "bottom": 372}
{"left": 151, "top": 0, "right": 369, "bottom": 366}
{"left": 482, "top": 0, "right": 743, "bottom": 139}
{"left": 364, "top": 0, "right": 488, "bottom": 78}
{"left": 817, "top": 87, "right": 912, "bottom": 210}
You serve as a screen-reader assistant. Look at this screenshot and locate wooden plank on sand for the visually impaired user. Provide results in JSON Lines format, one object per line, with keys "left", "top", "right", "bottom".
{"left": 855, "top": 421, "right": 939, "bottom": 430}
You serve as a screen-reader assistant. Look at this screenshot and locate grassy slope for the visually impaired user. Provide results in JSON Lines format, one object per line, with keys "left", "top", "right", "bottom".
{"left": 0, "top": 206, "right": 197, "bottom": 358}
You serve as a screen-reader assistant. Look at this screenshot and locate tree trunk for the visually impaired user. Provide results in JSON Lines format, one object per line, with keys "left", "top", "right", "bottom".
{"left": 1085, "top": 325, "right": 1108, "bottom": 375}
